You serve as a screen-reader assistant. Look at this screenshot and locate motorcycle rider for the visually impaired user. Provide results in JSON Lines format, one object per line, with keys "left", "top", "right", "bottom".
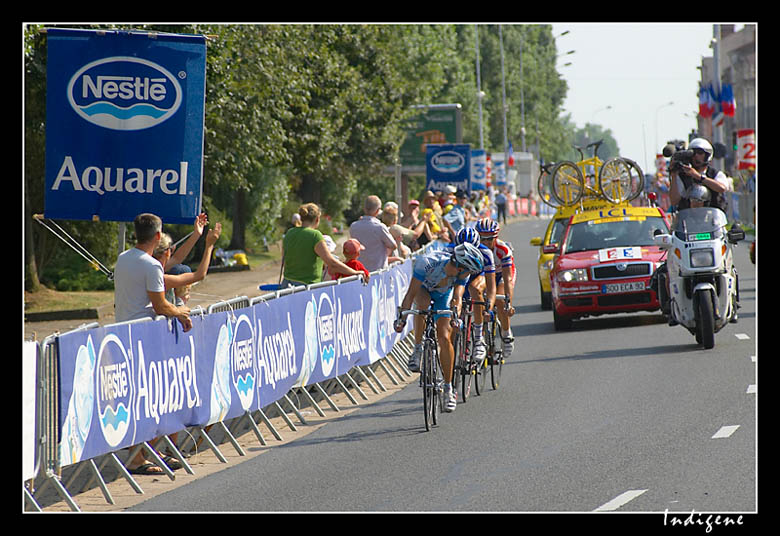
{"left": 669, "top": 138, "right": 730, "bottom": 212}
{"left": 656, "top": 182, "right": 739, "bottom": 325}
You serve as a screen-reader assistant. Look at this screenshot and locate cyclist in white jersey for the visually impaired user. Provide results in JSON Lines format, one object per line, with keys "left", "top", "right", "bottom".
{"left": 475, "top": 218, "right": 516, "bottom": 356}
{"left": 394, "top": 243, "right": 484, "bottom": 412}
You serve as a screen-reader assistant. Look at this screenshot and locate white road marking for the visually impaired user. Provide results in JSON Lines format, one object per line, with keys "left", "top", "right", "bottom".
{"left": 712, "top": 425, "right": 740, "bottom": 439}
{"left": 594, "top": 489, "right": 648, "bottom": 512}
{"left": 735, "top": 333, "right": 750, "bottom": 340}
{"left": 750, "top": 355, "right": 756, "bottom": 362}
{"left": 747, "top": 385, "right": 756, "bottom": 394}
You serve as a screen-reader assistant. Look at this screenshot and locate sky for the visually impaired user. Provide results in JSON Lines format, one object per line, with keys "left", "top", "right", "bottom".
{"left": 550, "top": 23, "right": 718, "bottom": 174}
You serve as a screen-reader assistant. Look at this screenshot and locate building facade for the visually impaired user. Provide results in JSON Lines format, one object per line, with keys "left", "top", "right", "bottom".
{"left": 697, "top": 24, "right": 756, "bottom": 176}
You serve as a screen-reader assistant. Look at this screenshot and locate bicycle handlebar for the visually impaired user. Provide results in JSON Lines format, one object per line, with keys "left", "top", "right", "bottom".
{"left": 398, "top": 308, "right": 454, "bottom": 318}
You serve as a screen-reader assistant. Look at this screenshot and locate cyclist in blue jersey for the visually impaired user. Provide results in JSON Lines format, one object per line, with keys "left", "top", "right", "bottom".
{"left": 394, "top": 242, "right": 485, "bottom": 412}
{"left": 446, "top": 227, "right": 496, "bottom": 362}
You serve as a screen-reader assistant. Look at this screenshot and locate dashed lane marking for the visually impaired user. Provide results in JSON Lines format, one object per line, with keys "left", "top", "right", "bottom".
{"left": 594, "top": 489, "right": 648, "bottom": 512}
{"left": 712, "top": 425, "right": 740, "bottom": 439}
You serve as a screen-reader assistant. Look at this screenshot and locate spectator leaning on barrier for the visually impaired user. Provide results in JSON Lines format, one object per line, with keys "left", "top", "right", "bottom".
{"left": 421, "top": 190, "right": 448, "bottom": 241}
{"left": 443, "top": 189, "right": 469, "bottom": 234}
{"left": 114, "top": 213, "right": 192, "bottom": 329}
{"left": 331, "top": 238, "right": 370, "bottom": 281}
{"left": 380, "top": 206, "right": 412, "bottom": 261}
{"left": 161, "top": 213, "right": 209, "bottom": 273}
{"left": 282, "top": 203, "right": 367, "bottom": 287}
{"left": 400, "top": 199, "right": 433, "bottom": 248}
{"left": 349, "top": 195, "right": 397, "bottom": 272}
{"left": 113, "top": 213, "right": 193, "bottom": 475}
{"left": 152, "top": 222, "right": 222, "bottom": 305}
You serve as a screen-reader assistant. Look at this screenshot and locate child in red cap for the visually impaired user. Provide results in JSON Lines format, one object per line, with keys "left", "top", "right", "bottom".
{"left": 331, "top": 238, "right": 370, "bottom": 280}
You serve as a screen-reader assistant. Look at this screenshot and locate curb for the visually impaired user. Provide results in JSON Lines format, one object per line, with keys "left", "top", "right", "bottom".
{"left": 25, "top": 308, "right": 100, "bottom": 323}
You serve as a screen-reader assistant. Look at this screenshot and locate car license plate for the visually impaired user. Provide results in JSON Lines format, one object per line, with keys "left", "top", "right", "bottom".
{"left": 602, "top": 282, "right": 646, "bottom": 293}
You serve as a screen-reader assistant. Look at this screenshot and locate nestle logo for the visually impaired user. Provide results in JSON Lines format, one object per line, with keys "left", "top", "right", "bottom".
{"left": 431, "top": 150, "right": 465, "bottom": 173}
{"left": 67, "top": 56, "right": 182, "bottom": 131}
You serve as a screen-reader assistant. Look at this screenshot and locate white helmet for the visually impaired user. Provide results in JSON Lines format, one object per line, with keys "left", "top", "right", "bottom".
{"left": 452, "top": 242, "right": 484, "bottom": 274}
{"left": 687, "top": 184, "right": 711, "bottom": 203}
{"left": 688, "top": 138, "right": 713, "bottom": 163}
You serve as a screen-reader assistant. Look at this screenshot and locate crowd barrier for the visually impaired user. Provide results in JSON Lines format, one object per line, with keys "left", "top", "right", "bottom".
{"left": 725, "top": 190, "right": 755, "bottom": 225}
{"left": 23, "top": 256, "right": 420, "bottom": 512}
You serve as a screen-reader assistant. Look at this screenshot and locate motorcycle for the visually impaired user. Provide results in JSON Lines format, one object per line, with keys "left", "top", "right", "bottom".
{"left": 653, "top": 207, "right": 744, "bottom": 349}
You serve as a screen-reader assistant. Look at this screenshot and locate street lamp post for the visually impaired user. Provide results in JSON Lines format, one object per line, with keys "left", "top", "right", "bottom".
{"left": 474, "top": 25, "right": 484, "bottom": 150}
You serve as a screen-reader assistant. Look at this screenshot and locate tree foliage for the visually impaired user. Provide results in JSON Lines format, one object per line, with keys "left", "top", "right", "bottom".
{"left": 24, "top": 23, "right": 599, "bottom": 289}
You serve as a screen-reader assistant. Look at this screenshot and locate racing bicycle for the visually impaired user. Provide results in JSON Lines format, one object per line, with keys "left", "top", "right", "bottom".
{"left": 483, "top": 294, "right": 510, "bottom": 390}
{"left": 551, "top": 140, "right": 644, "bottom": 206}
{"left": 398, "top": 306, "right": 454, "bottom": 431}
{"left": 452, "top": 296, "right": 487, "bottom": 402}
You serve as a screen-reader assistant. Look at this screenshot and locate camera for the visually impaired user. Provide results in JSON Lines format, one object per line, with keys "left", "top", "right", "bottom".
{"left": 662, "top": 140, "right": 694, "bottom": 172}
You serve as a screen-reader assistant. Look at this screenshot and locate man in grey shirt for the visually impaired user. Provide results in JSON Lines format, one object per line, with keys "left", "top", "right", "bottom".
{"left": 349, "top": 195, "right": 396, "bottom": 273}
{"left": 114, "top": 213, "right": 192, "bottom": 330}
{"left": 113, "top": 213, "right": 193, "bottom": 476}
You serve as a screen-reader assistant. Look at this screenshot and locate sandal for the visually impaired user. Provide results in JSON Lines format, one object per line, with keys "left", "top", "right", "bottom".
{"left": 128, "top": 462, "right": 165, "bottom": 475}
{"left": 161, "top": 455, "right": 183, "bottom": 471}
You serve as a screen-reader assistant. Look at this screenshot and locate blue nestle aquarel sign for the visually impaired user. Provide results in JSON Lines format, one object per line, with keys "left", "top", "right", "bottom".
{"left": 44, "top": 28, "right": 207, "bottom": 224}
{"left": 425, "top": 143, "right": 471, "bottom": 193}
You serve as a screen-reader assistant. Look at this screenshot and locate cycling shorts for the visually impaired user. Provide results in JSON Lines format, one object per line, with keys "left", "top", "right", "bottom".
{"left": 495, "top": 265, "right": 516, "bottom": 287}
{"left": 428, "top": 288, "right": 454, "bottom": 321}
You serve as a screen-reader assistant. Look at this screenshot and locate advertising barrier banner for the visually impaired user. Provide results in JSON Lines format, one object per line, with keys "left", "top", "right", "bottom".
{"left": 44, "top": 28, "right": 207, "bottom": 224}
{"left": 56, "top": 261, "right": 412, "bottom": 467}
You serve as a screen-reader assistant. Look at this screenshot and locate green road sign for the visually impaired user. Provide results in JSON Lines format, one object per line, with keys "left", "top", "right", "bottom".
{"left": 399, "top": 104, "right": 461, "bottom": 168}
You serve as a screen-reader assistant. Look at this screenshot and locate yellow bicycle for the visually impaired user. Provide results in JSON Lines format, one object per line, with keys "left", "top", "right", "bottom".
{"left": 550, "top": 140, "right": 643, "bottom": 206}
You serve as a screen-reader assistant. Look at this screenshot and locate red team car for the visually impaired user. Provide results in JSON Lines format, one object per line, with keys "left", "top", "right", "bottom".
{"left": 549, "top": 205, "right": 671, "bottom": 330}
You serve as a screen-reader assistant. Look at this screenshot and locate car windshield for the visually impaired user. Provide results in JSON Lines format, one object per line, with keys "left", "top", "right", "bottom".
{"left": 564, "top": 216, "right": 668, "bottom": 253}
{"left": 673, "top": 207, "right": 728, "bottom": 235}
{"left": 549, "top": 218, "right": 569, "bottom": 245}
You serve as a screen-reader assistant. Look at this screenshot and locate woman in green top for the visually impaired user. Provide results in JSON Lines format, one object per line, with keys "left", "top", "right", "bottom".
{"left": 282, "top": 203, "right": 369, "bottom": 286}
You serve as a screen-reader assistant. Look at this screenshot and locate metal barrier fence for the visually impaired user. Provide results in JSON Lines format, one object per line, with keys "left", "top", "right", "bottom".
{"left": 23, "top": 252, "right": 427, "bottom": 512}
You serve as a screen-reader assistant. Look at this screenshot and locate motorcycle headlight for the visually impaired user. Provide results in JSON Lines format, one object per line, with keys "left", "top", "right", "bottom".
{"left": 558, "top": 268, "right": 589, "bottom": 282}
{"left": 690, "top": 248, "right": 715, "bottom": 268}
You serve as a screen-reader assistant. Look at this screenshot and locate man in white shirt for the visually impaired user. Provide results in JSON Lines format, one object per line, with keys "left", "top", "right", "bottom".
{"left": 349, "top": 195, "right": 397, "bottom": 273}
{"left": 114, "top": 213, "right": 192, "bottom": 330}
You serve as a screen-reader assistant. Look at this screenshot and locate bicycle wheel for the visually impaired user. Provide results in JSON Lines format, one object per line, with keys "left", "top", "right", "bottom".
{"left": 476, "top": 325, "right": 489, "bottom": 395}
{"left": 422, "top": 340, "right": 435, "bottom": 431}
{"left": 431, "top": 342, "right": 442, "bottom": 426}
{"left": 551, "top": 161, "right": 584, "bottom": 206}
{"left": 451, "top": 328, "right": 464, "bottom": 403}
{"left": 598, "top": 157, "right": 632, "bottom": 204}
{"left": 490, "top": 319, "right": 503, "bottom": 390}
{"left": 621, "top": 157, "right": 645, "bottom": 202}
{"left": 538, "top": 168, "right": 561, "bottom": 208}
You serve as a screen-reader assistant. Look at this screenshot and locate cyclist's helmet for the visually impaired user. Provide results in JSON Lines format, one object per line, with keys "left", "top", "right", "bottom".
{"left": 453, "top": 242, "right": 485, "bottom": 274}
{"left": 475, "top": 218, "right": 500, "bottom": 237}
{"left": 688, "top": 138, "right": 714, "bottom": 163}
{"left": 455, "top": 226, "right": 480, "bottom": 247}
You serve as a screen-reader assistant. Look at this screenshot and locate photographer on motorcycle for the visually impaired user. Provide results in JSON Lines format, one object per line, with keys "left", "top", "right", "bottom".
{"left": 669, "top": 138, "right": 729, "bottom": 212}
